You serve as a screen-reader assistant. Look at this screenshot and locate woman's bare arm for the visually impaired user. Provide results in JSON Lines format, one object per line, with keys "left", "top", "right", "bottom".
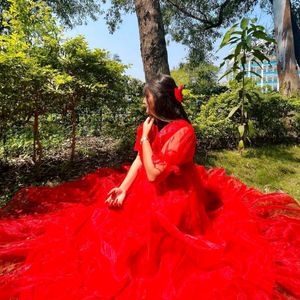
{"left": 105, "top": 154, "right": 142, "bottom": 207}
{"left": 142, "top": 140, "right": 165, "bottom": 182}
{"left": 119, "top": 154, "right": 142, "bottom": 191}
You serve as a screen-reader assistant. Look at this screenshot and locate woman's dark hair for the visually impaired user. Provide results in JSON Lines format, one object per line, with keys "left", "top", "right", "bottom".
{"left": 143, "top": 74, "right": 190, "bottom": 130}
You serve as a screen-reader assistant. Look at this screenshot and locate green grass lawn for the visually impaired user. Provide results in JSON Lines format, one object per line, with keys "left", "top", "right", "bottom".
{"left": 196, "top": 144, "right": 300, "bottom": 204}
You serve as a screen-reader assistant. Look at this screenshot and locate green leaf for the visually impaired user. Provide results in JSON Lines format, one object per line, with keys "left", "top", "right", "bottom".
{"left": 238, "top": 139, "right": 244, "bottom": 150}
{"left": 247, "top": 27, "right": 255, "bottom": 35}
{"left": 252, "top": 31, "right": 268, "bottom": 40}
{"left": 248, "top": 120, "right": 255, "bottom": 137}
{"left": 231, "top": 31, "right": 243, "bottom": 35}
{"left": 238, "top": 124, "right": 245, "bottom": 137}
{"left": 241, "top": 18, "right": 249, "bottom": 30}
{"left": 255, "top": 25, "right": 266, "bottom": 31}
{"left": 252, "top": 91, "right": 261, "bottom": 99}
{"left": 249, "top": 70, "right": 262, "bottom": 78}
{"left": 241, "top": 55, "right": 246, "bottom": 66}
{"left": 252, "top": 59, "right": 262, "bottom": 69}
{"left": 219, "top": 26, "right": 237, "bottom": 49}
{"left": 245, "top": 36, "right": 252, "bottom": 48}
{"left": 233, "top": 60, "right": 241, "bottom": 69}
{"left": 234, "top": 42, "right": 242, "bottom": 58}
{"left": 235, "top": 71, "right": 245, "bottom": 81}
{"left": 219, "top": 31, "right": 232, "bottom": 49}
{"left": 219, "top": 61, "right": 226, "bottom": 68}
{"left": 255, "top": 33, "right": 274, "bottom": 44}
{"left": 218, "top": 69, "right": 233, "bottom": 81}
{"left": 245, "top": 93, "right": 252, "bottom": 102}
{"left": 223, "top": 54, "right": 235, "bottom": 60}
{"left": 252, "top": 49, "right": 270, "bottom": 62}
{"left": 228, "top": 37, "right": 240, "bottom": 43}
{"left": 227, "top": 104, "right": 241, "bottom": 118}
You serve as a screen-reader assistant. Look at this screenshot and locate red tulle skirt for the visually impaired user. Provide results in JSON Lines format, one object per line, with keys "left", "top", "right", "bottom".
{"left": 0, "top": 164, "right": 300, "bottom": 299}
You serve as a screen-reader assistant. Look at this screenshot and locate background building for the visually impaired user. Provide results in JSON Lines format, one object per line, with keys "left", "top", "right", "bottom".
{"left": 226, "top": 56, "right": 300, "bottom": 91}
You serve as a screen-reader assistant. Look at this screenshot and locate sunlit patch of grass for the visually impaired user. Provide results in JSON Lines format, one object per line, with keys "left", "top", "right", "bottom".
{"left": 196, "top": 144, "right": 300, "bottom": 203}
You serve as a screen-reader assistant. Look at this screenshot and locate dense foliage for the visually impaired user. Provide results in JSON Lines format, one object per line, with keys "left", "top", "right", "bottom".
{"left": 0, "top": 0, "right": 144, "bottom": 164}
{"left": 195, "top": 80, "right": 300, "bottom": 152}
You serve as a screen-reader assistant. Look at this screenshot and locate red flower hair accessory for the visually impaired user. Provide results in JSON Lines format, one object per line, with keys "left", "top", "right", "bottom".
{"left": 174, "top": 85, "right": 184, "bottom": 103}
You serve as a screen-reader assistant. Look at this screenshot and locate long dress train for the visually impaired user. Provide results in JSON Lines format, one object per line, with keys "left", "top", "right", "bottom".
{"left": 0, "top": 119, "right": 300, "bottom": 299}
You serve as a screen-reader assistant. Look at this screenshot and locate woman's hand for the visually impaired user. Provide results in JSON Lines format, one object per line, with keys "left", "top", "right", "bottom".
{"left": 142, "top": 116, "right": 155, "bottom": 137}
{"left": 105, "top": 187, "right": 126, "bottom": 208}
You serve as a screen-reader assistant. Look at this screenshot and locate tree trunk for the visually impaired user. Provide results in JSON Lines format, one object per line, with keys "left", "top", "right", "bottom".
{"left": 99, "top": 107, "right": 102, "bottom": 133}
{"left": 33, "top": 110, "right": 43, "bottom": 165}
{"left": 272, "top": 0, "right": 300, "bottom": 96}
{"left": 291, "top": 8, "right": 300, "bottom": 67}
{"left": 0, "top": 123, "right": 8, "bottom": 161}
{"left": 135, "top": 0, "right": 170, "bottom": 82}
{"left": 70, "top": 97, "right": 77, "bottom": 162}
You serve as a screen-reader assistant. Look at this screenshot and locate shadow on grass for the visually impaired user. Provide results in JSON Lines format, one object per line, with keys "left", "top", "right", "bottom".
{"left": 194, "top": 151, "right": 224, "bottom": 169}
{"left": 0, "top": 138, "right": 136, "bottom": 207}
{"left": 243, "top": 145, "right": 300, "bottom": 163}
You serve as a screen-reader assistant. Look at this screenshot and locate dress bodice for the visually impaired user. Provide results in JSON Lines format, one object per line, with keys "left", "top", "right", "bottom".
{"left": 134, "top": 119, "right": 196, "bottom": 182}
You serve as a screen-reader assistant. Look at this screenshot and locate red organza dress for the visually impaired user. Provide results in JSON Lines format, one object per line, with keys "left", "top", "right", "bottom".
{"left": 1, "top": 119, "right": 300, "bottom": 299}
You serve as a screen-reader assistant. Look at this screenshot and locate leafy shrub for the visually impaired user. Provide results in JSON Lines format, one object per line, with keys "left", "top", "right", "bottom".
{"left": 251, "top": 93, "right": 299, "bottom": 142}
{"left": 194, "top": 90, "right": 239, "bottom": 150}
{"left": 194, "top": 81, "right": 300, "bottom": 151}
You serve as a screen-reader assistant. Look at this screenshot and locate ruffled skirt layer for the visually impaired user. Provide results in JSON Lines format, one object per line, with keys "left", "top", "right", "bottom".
{"left": 0, "top": 164, "right": 299, "bottom": 299}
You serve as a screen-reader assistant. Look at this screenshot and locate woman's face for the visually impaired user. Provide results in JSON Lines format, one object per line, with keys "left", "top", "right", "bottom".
{"left": 143, "top": 90, "right": 155, "bottom": 116}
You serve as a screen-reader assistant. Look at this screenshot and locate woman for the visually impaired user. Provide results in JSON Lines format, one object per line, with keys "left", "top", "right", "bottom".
{"left": 0, "top": 74, "right": 300, "bottom": 299}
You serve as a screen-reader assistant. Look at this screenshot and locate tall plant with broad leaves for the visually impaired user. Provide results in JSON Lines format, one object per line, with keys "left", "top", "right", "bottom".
{"left": 219, "top": 17, "right": 275, "bottom": 153}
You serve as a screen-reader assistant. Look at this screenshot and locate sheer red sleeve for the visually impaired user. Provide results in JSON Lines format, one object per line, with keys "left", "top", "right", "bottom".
{"left": 151, "top": 126, "right": 196, "bottom": 182}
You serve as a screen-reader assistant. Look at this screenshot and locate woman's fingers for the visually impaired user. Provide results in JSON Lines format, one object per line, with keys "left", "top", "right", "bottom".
{"left": 143, "top": 116, "right": 154, "bottom": 136}
{"left": 117, "top": 196, "right": 124, "bottom": 206}
{"left": 107, "top": 187, "right": 117, "bottom": 196}
{"left": 147, "top": 116, "right": 154, "bottom": 124}
{"left": 105, "top": 192, "right": 116, "bottom": 204}
{"left": 145, "top": 116, "right": 152, "bottom": 124}
{"left": 110, "top": 192, "right": 120, "bottom": 205}
{"left": 109, "top": 195, "right": 124, "bottom": 208}
{"left": 105, "top": 188, "right": 125, "bottom": 208}
{"left": 111, "top": 196, "right": 118, "bottom": 206}
{"left": 104, "top": 196, "right": 112, "bottom": 203}
{"left": 113, "top": 198, "right": 120, "bottom": 207}
{"left": 105, "top": 187, "right": 120, "bottom": 203}
{"left": 116, "top": 199, "right": 123, "bottom": 207}
{"left": 104, "top": 195, "right": 110, "bottom": 203}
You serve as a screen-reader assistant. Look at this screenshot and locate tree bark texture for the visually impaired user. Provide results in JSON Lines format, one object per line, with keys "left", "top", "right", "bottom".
{"left": 291, "top": 9, "right": 300, "bottom": 67}
{"left": 33, "top": 110, "right": 43, "bottom": 165}
{"left": 135, "top": 0, "right": 170, "bottom": 82}
{"left": 272, "top": 0, "right": 300, "bottom": 96}
{"left": 70, "top": 102, "right": 77, "bottom": 163}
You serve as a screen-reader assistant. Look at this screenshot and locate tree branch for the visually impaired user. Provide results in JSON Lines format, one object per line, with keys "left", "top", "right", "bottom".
{"left": 164, "top": 0, "right": 232, "bottom": 30}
